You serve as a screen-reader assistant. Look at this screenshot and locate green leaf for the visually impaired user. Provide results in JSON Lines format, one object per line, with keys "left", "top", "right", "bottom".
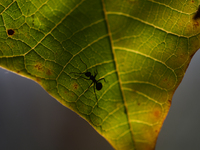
{"left": 0, "top": 0, "right": 200, "bottom": 149}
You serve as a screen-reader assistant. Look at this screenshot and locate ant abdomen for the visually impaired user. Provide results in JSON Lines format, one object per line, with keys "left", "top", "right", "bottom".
{"left": 96, "top": 82, "right": 102, "bottom": 91}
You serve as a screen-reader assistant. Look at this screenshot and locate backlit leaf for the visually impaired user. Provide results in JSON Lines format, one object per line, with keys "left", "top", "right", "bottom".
{"left": 0, "top": 0, "right": 200, "bottom": 149}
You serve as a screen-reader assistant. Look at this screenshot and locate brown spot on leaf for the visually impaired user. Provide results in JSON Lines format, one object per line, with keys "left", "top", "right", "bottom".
{"left": 64, "top": 90, "right": 74, "bottom": 98}
{"left": 153, "top": 110, "right": 161, "bottom": 119}
{"left": 163, "top": 78, "right": 169, "bottom": 85}
{"left": 34, "top": 63, "right": 43, "bottom": 71}
{"left": 179, "top": 54, "right": 184, "bottom": 58}
{"left": 168, "top": 99, "right": 171, "bottom": 105}
{"left": 70, "top": 92, "right": 74, "bottom": 97}
{"left": 46, "top": 69, "right": 52, "bottom": 75}
{"left": 193, "top": 21, "right": 199, "bottom": 28}
{"left": 167, "top": 99, "right": 172, "bottom": 109}
{"left": 163, "top": 78, "right": 167, "bottom": 82}
{"left": 7, "top": 29, "right": 15, "bottom": 35}
{"left": 73, "top": 83, "right": 78, "bottom": 90}
{"left": 36, "top": 77, "right": 41, "bottom": 82}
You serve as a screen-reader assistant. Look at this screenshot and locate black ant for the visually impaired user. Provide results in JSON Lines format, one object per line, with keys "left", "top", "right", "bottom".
{"left": 70, "top": 59, "right": 106, "bottom": 101}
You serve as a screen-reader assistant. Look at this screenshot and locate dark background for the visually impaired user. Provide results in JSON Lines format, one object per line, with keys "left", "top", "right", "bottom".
{"left": 0, "top": 50, "right": 200, "bottom": 150}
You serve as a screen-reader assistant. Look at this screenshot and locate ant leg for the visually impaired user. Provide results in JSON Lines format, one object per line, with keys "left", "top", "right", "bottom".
{"left": 71, "top": 72, "right": 91, "bottom": 80}
{"left": 93, "top": 69, "right": 98, "bottom": 78}
{"left": 69, "top": 72, "right": 89, "bottom": 80}
{"left": 79, "top": 57, "right": 89, "bottom": 71}
{"left": 78, "top": 76, "right": 91, "bottom": 80}
{"left": 78, "top": 81, "right": 94, "bottom": 101}
{"left": 69, "top": 57, "right": 89, "bottom": 75}
{"left": 97, "top": 77, "right": 107, "bottom": 83}
{"left": 82, "top": 81, "right": 98, "bottom": 101}
{"left": 94, "top": 68, "right": 107, "bottom": 83}
{"left": 93, "top": 83, "right": 98, "bottom": 101}
{"left": 69, "top": 72, "right": 85, "bottom": 75}
{"left": 69, "top": 72, "right": 86, "bottom": 78}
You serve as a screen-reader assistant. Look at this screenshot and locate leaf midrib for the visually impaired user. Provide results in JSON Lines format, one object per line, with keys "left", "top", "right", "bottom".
{"left": 101, "top": 0, "right": 136, "bottom": 149}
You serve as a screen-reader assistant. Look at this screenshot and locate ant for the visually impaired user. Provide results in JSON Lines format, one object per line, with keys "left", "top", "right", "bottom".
{"left": 70, "top": 59, "right": 106, "bottom": 101}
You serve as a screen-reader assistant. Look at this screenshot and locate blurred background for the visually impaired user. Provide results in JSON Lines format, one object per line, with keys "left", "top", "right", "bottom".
{"left": 0, "top": 50, "right": 200, "bottom": 150}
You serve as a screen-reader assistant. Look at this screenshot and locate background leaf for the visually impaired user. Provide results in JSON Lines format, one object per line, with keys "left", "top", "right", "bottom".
{"left": 0, "top": 0, "right": 200, "bottom": 150}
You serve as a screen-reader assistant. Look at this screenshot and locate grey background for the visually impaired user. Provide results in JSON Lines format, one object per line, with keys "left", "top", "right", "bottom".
{"left": 0, "top": 50, "right": 200, "bottom": 150}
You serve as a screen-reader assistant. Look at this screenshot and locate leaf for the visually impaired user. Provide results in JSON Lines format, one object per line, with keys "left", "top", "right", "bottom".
{"left": 0, "top": 0, "right": 200, "bottom": 149}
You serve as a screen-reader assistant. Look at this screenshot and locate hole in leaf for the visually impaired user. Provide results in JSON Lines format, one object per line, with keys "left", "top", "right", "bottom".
{"left": 193, "top": 5, "right": 200, "bottom": 20}
{"left": 7, "top": 29, "right": 15, "bottom": 35}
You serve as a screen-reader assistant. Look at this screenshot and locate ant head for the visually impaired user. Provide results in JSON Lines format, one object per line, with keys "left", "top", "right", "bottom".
{"left": 85, "top": 72, "right": 91, "bottom": 77}
{"left": 96, "top": 82, "right": 102, "bottom": 91}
